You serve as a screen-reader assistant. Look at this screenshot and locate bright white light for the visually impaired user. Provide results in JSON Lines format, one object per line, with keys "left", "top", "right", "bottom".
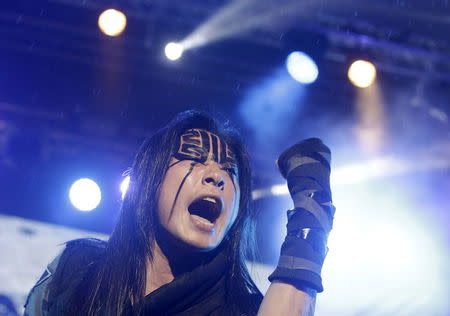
{"left": 253, "top": 152, "right": 450, "bottom": 200}
{"left": 348, "top": 60, "right": 377, "bottom": 88}
{"left": 319, "top": 184, "right": 448, "bottom": 315}
{"left": 98, "top": 9, "right": 127, "bottom": 37}
{"left": 366, "top": 224, "right": 416, "bottom": 267}
{"left": 165, "top": 42, "right": 184, "bottom": 61}
{"left": 286, "top": 51, "right": 318, "bottom": 84}
{"left": 331, "top": 157, "right": 400, "bottom": 185}
{"left": 120, "top": 175, "right": 130, "bottom": 199}
{"left": 69, "top": 178, "right": 101, "bottom": 211}
{"left": 270, "top": 184, "right": 288, "bottom": 196}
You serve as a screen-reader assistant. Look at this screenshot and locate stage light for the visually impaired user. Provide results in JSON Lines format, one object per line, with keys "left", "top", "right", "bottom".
{"left": 320, "top": 183, "right": 448, "bottom": 315}
{"left": 98, "top": 9, "right": 127, "bottom": 37}
{"left": 120, "top": 175, "right": 130, "bottom": 199}
{"left": 69, "top": 178, "right": 101, "bottom": 211}
{"left": 366, "top": 224, "right": 416, "bottom": 267}
{"left": 348, "top": 60, "right": 377, "bottom": 88}
{"left": 239, "top": 67, "right": 306, "bottom": 148}
{"left": 270, "top": 184, "right": 288, "bottom": 196}
{"left": 165, "top": 42, "right": 184, "bottom": 61}
{"left": 286, "top": 51, "right": 318, "bottom": 84}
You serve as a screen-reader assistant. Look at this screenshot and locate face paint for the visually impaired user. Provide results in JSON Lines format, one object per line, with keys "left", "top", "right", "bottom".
{"left": 167, "top": 129, "right": 239, "bottom": 220}
{"left": 173, "top": 129, "right": 238, "bottom": 176}
{"left": 168, "top": 161, "right": 196, "bottom": 220}
{"left": 156, "top": 129, "right": 241, "bottom": 250}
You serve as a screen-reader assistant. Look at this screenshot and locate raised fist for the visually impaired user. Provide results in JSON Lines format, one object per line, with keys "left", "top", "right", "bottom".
{"left": 269, "top": 138, "right": 335, "bottom": 292}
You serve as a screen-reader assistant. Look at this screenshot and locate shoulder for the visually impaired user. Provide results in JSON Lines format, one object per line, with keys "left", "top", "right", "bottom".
{"left": 49, "top": 239, "right": 107, "bottom": 306}
{"left": 59, "top": 238, "right": 106, "bottom": 268}
{"left": 62, "top": 237, "right": 107, "bottom": 263}
{"left": 24, "top": 238, "right": 107, "bottom": 316}
{"left": 64, "top": 237, "right": 107, "bottom": 252}
{"left": 48, "top": 238, "right": 107, "bottom": 314}
{"left": 50, "top": 238, "right": 107, "bottom": 290}
{"left": 52, "top": 238, "right": 106, "bottom": 278}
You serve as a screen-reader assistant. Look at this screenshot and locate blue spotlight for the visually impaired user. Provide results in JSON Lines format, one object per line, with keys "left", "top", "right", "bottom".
{"left": 69, "top": 178, "right": 101, "bottom": 211}
{"left": 238, "top": 67, "right": 305, "bottom": 148}
{"left": 286, "top": 51, "right": 318, "bottom": 84}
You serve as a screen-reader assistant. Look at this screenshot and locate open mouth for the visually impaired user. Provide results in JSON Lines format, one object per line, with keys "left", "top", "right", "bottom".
{"left": 188, "top": 196, "right": 222, "bottom": 224}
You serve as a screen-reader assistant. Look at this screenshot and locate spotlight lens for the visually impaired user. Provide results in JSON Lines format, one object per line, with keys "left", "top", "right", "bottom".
{"left": 69, "top": 178, "right": 101, "bottom": 211}
{"left": 286, "top": 51, "right": 318, "bottom": 84}
{"left": 98, "top": 9, "right": 127, "bottom": 37}
{"left": 120, "top": 175, "right": 130, "bottom": 199}
{"left": 348, "top": 60, "right": 377, "bottom": 88}
{"left": 165, "top": 42, "right": 184, "bottom": 61}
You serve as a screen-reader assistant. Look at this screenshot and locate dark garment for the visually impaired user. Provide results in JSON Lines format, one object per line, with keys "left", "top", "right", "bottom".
{"left": 26, "top": 239, "right": 262, "bottom": 316}
{"left": 136, "top": 250, "right": 232, "bottom": 315}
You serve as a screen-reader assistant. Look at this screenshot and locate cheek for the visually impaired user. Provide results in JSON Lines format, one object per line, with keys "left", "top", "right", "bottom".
{"left": 156, "top": 161, "right": 194, "bottom": 223}
{"left": 157, "top": 169, "right": 182, "bottom": 221}
{"left": 156, "top": 179, "right": 171, "bottom": 223}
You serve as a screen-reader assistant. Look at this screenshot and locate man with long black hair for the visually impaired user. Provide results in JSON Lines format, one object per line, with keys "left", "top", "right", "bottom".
{"left": 24, "top": 110, "right": 334, "bottom": 315}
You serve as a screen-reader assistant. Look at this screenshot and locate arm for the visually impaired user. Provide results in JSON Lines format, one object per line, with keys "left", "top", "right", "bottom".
{"left": 258, "top": 138, "right": 334, "bottom": 316}
{"left": 257, "top": 282, "right": 316, "bottom": 316}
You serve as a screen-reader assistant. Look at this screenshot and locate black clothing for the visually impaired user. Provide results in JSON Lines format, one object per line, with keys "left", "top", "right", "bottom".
{"left": 25, "top": 239, "right": 262, "bottom": 316}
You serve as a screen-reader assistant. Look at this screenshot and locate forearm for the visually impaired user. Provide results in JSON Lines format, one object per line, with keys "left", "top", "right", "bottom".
{"left": 257, "top": 282, "right": 316, "bottom": 316}
{"left": 260, "top": 138, "right": 333, "bottom": 316}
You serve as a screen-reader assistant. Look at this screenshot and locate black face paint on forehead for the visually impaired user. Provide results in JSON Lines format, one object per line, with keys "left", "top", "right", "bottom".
{"left": 173, "top": 129, "right": 238, "bottom": 168}
{"left": 167, "top": 130, "right": 240, "bottom": 220}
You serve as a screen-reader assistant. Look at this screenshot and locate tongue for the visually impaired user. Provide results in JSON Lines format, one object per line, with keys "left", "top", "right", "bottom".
{"left": 191, "top": 214, "right": 213, "bottom": 225}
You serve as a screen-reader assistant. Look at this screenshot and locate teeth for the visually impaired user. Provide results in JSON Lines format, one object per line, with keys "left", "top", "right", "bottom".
{"left": 202, "top": 197, "right": 216, "bottom": 203}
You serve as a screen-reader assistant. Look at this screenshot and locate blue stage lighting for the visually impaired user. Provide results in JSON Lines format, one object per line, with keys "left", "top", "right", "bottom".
{"left": 69, "top": 178, "right": 101, "bottom": 211}
{"left": 238, "top": 67, "right": 305, "bottom": 148}
{"left": 286, "top": 51, "right": 318, "bottom": 84}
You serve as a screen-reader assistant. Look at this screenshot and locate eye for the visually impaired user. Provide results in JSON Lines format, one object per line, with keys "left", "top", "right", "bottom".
{"left": 191, "top": 157, "right": 207, "bottom": 165}
{"left": 169, "top": 157, "right": 202, "bottom": 168}
{"left": 172, "top": 149, "right": 208, "bottom": 165}
{"left": 222, "top": 166, "right": 238, "bottom": 177}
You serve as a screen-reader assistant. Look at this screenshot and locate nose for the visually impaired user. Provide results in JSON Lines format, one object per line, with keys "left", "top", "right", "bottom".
{"left": 202, "top": 164, "right": 225, "bottom": 190}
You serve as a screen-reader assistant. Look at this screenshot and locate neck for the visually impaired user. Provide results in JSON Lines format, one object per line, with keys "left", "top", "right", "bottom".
{"left": 145, "top": 241, "right": 174, "bottom": 295}
{"left": 145, "top": 230, "right": 218, "bottom": 295}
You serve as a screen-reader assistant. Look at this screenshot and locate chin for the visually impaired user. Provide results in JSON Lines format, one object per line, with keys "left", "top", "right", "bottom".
{"left": 181, "top": 234, "right": 223, "bottom": 252}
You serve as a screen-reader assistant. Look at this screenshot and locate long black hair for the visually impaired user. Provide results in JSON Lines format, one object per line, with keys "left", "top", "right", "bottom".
{"left": 54, "top": 110, "right": 261, "bottom": 315}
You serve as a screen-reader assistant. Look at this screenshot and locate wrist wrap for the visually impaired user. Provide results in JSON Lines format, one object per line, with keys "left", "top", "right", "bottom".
{"left": 269, "top": 138, "right": 335, "bottom": 293}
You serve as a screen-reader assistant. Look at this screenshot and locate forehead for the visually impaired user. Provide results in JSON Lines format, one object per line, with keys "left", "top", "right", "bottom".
{"left": 174, "top": 128, "right": 236, "bottom": 164}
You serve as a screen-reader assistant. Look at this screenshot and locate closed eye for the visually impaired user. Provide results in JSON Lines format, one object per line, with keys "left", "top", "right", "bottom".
{"left": 169, "top": 158, "right": 201, "bottom": 168}
{"left": 192, "top": 158, "right": 207, "bottom": 165}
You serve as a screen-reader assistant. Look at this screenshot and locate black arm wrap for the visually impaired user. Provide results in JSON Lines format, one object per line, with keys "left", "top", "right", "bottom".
{"left": 269, "top": 138, "right": 335, "bottom": 293}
